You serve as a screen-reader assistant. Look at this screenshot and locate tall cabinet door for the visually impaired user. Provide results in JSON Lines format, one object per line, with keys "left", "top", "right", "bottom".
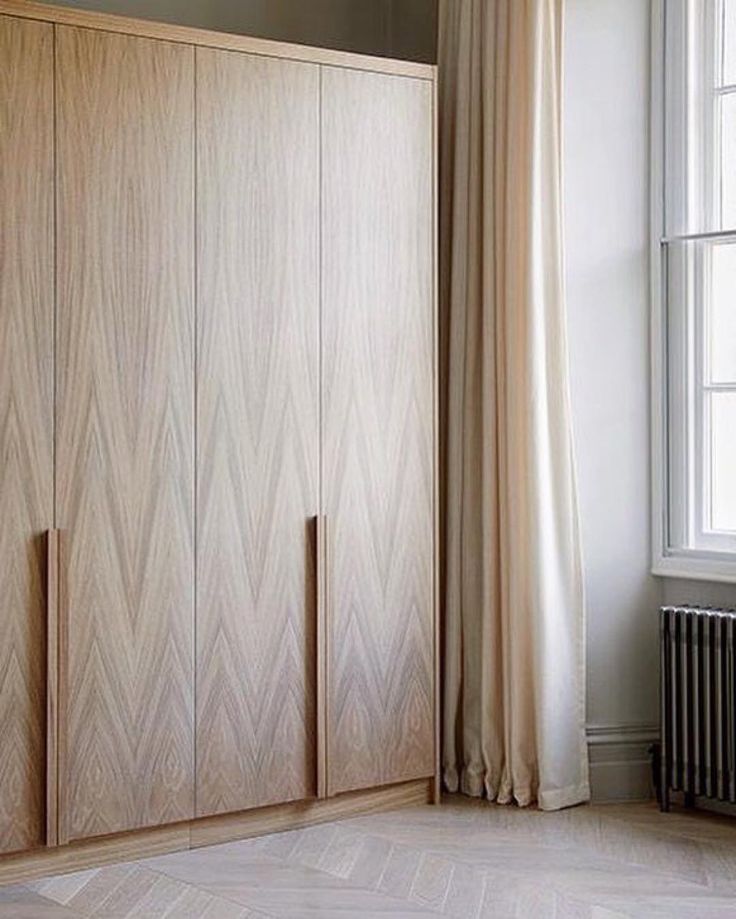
{"left": 56, "top": 27, "right": 195, "bottom": 840}
{"left": 196, "top": 49, "right": 320, "bottom": 817}
{"left": 322, "top": 68, "right": 435, "bottom": 795}
{"left": 0, "top": 15, "right": 54, "bottom": 855}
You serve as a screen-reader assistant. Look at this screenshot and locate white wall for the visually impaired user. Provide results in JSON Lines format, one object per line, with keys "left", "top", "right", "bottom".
{"left": 564, "top": 0, "right": 660, "bottom": 800}
{"left": 661, "top": 577, "right": 736, "bottom": 608}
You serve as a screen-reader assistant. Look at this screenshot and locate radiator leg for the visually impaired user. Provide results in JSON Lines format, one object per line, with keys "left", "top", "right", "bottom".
{"left": 659, "top": 609, "right": 670, "bottom": 813}
{"left": 659, "top": 752, "right": 670, "bottom": 813}
{"left": 684, "top": 791, "right": 695, "bottom": 808}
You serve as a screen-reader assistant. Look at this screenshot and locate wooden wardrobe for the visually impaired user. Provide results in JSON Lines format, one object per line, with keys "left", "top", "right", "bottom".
{"left": 0, "top": 0, "right": 437, "bottom": 878}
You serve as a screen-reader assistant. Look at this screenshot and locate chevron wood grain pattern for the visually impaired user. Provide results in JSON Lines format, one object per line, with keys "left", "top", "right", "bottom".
{"left": 55, "top": 26, "right": 195, "bottom": 841}
{"left": 195, "top": 48, "right": 320, "bottom": 818}
{"left": 0, "top": 13, "right": 54, "bottom": 856}
{"left": 321, "top": 68, "right": 435, "bottom": 795}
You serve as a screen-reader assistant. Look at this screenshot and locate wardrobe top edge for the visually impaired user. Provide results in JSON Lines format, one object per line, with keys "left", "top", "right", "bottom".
{"left": 0, "top": 0, "right": 437, "bottom": 81}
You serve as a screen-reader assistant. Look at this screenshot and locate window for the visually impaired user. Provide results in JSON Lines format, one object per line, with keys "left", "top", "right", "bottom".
{"left": 654, "top": 0, "right": 736, "bottom": 578}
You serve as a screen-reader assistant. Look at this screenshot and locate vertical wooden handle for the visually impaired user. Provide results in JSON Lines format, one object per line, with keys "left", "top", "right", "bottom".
{"left": 316, "top": 514, "right": 329, "bottom": 799}
{"left": 46, "top": 529, "right": 68, "bottom": 846}
{"left": 46, "top": 529, "right": 60, "bottom": 847}
{"left": 57, "top": 529, "right": 69, "bottom": 846}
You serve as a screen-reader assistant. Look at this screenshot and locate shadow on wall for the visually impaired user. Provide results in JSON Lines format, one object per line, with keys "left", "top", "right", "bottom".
{"left": 52, "top": 0, "right": 439, "bottom": 62}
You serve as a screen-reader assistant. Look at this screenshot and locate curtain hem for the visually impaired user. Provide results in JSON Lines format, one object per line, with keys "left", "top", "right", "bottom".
{"left": 444, "top": 765, "right": 591, "bottom": 811}
{"left": 538, "top": 781, "right": 590, "bottom": 811}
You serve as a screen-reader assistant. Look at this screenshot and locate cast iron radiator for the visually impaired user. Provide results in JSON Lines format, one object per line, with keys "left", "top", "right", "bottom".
{"left": 660, "top": 605, "right": 736, "bottom": 811}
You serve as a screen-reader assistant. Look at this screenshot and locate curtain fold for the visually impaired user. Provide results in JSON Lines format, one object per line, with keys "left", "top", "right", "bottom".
{"left": 439, "top": 0, "right": 590, "bottom": 810}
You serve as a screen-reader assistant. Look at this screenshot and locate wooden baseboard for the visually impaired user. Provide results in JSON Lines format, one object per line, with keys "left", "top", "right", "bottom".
{"left": 0, "top": 823, "right": 191, "bottom": 888}
{"left": 190, "top": 778, "right": 432, "bottom": 848}
{"left": 0, "top": 778, "right": 433, "bottom": 887}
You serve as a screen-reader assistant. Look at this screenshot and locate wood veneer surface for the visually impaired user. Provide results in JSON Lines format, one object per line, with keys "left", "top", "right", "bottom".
{"left": 0, "top": 13, "right": 54, "bottom": 856}
{"left": 55, "top": 25, "right": 195, "bottom": 841}
{"left": 0, "top": 5, "right": 437, "bottom": 849}
{"left": 321, "top": 66, "right": 436, "bottom": 795}
{"left": 195, "top": 47, "right": 320, "bottom": 817}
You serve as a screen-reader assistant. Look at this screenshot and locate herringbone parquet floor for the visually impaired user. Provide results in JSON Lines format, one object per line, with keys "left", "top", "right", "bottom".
{"left": 3, "top": 797, "right": 736, "bottom": 917}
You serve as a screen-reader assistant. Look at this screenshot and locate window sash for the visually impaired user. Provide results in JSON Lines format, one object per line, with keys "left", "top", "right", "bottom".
{"left": 653, "top": 0, "right": 736, "bottom": 579}
{"left": 664, "top": 236, "right": 736, "bottom": 553}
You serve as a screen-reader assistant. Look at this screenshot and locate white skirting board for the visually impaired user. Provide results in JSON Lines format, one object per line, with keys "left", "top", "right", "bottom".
{"left": 586, "top": 724, "right": 658, "bottom": 802}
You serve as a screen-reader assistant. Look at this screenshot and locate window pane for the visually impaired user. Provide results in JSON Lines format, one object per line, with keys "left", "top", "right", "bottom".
{"left": 709, "top": 242, "right": 736, "bottom": 381}
{"left": 665, "top": 0, "right": 728, "bottom": 234}
{"left": 724, "top": 0, "right": 736, "bottom": 85}
{"left": 721, "top": 94, "right": 736, "bottom": 226}
{"left": 710, "top": 391, "right": 736, "bottom": 531}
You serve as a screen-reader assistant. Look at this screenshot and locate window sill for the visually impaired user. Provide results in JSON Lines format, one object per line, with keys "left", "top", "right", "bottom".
{"left": 653, "top": 552, "right": 736, "bottom": 584}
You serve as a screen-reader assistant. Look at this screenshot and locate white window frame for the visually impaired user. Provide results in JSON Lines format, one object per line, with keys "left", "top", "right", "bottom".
{"left": 652, "top": 0, "right": 736, "bottom": 582}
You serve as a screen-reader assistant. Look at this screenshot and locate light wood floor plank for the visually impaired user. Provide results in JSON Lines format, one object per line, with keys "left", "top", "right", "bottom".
{"left": 8, "top": 799, "right": 736, "bottom": 917}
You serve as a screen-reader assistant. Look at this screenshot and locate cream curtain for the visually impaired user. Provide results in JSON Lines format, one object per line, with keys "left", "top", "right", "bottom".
{"left": 439, "top": 0, "right": 590, "bottom": 810}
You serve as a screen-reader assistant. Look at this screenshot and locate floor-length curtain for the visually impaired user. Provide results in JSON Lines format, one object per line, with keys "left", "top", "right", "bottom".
{"left": 439, "top": 0, "right": 590, "bottom": 810}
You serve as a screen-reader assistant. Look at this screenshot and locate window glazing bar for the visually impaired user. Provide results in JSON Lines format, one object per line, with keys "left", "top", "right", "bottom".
{"left": 702, "top": 383, "right": 736, "bottom": 392}
{"left": 662, "top": 229, "right": 736, "bottom": 244}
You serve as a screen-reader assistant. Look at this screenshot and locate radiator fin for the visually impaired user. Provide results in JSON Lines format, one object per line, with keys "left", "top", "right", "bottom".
{"left": 660, "top": 605, "right": 736, "bottom": 809}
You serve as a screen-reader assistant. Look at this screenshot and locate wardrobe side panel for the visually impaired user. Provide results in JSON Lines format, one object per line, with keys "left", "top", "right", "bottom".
{"left": 321, "top": 68, "right": 435, "bottom": 794}
{"left": 0, "top": 14, "right": 54, "bottom": 855}
{"left": 55, "top": 26, "right": 195, "bottom": 840}
{"left": 195, "top": 48, "right": 320, "bottom": 817}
